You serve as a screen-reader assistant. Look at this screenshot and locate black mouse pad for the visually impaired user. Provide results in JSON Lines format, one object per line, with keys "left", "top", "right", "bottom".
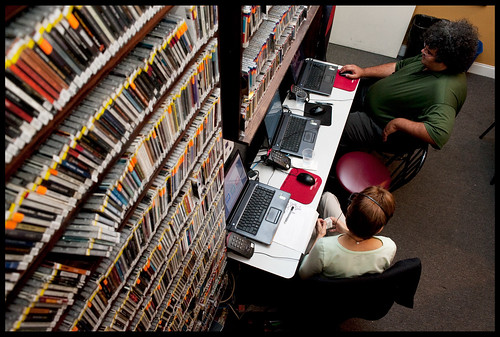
{"left": 304, "top": 102, "right": 332, "bottom": 126}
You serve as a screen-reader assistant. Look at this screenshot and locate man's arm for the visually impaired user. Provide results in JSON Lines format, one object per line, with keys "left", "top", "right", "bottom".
{"left": 383, "top": 118, "right": 437, "bottom": 146}
{"left": 340, "top": 62, "right": 397, "bottom": 79}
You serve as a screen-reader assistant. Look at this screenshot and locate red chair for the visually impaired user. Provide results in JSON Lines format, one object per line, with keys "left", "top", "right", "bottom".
{"left": 336, "top": 151, "right": 391, "bottom": 193}
{"left": 336, "top": 143, "right": 428, "bottom": 193}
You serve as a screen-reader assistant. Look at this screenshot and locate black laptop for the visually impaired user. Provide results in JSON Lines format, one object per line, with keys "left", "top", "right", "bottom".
{"left": 264, "top": 88, "right": 320, "bottom": 158}
{"left": 290, "top": 47, "right": 337, "bottom": 96}
{"left": 224, "top": 151, "right": 290, "bottom": 245}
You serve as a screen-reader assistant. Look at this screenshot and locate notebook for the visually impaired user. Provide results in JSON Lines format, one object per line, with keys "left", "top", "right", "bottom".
{"left": 224, "top": 151, "right": 291, "bottom": 245}
{"left": 264, "top": 88, "right": 320, "bottom": 158}
{"left": 295, "top": 58, "right": 337, "bottom": 96}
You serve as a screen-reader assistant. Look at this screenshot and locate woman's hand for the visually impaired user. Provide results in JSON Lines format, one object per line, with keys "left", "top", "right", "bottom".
{"left": 316, "top": 218, "right": 327, "bottom": 239}
{"left": 329, "top": 216, "right": 349, "bottom": 235}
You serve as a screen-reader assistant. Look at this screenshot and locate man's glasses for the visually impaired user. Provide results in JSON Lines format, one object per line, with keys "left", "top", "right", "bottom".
{"left": 422, "top": 44, "right": 436, "bottom": 58}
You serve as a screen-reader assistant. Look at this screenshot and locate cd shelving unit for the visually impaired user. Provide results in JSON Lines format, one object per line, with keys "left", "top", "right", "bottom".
{"left": 220, "top": 5, "right": 320, "bottom": 145}
{"left": 5, "top": 5, "right": 227, "bottom": 332}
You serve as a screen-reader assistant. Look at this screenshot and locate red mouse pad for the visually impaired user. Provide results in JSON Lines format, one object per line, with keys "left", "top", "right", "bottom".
{"left": 280, "top": 168, "right": 322, "bottom": 204}
{"left": 333, "top": 69, "right": 359, "bottom": 91}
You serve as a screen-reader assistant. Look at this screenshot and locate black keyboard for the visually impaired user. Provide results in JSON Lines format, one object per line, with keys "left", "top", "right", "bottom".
{"left": 237, "top": 186, "right": 275, "bottom": 235}
{"left": 281, "top": 116, "right": 307, "bottom": 152}
{"left": 303, "top": 63, "right": 326, "bottom": 90}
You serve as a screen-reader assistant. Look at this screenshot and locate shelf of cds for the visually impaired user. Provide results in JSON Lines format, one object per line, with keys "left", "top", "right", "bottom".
{"left": 221, "top": 5, "right": 319, "bottom": 144}
{"left": 5, "top": 5, "right": 228, "bottom": 332}
{"left": 5, "top": 6, "right": 170, "bottom": 175}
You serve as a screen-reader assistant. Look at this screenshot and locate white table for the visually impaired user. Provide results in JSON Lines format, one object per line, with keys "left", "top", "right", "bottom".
{"left": 228, "top": 65, "right": 358, "bottom": 278}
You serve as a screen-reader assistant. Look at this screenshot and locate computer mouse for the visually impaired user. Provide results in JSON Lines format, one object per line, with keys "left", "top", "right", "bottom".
{"left": 339, "top": 70, "right": 353, "bottom": 77}
{"left": 297, "top": 172, "right": 316, "bottom": 186}
{"left": 309, "top": 105, "right": 326, "bottom": 116}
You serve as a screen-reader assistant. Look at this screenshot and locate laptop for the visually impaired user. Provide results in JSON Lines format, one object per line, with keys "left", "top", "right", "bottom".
{"left": 290, "top": 47, "right": 337, "bottom": 96}
{"left": 224, "top": 151, "right": 291, "bottom": 245}
{"left": 264, "top": 88, "right": 320, "bottom": 157}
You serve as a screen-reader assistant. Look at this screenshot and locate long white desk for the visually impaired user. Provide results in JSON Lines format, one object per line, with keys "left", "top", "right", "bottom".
{"left": 228, "top": 66, "right": 358, "bottom": 278}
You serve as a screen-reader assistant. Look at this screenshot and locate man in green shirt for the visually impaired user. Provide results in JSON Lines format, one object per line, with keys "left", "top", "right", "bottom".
{"left": 338, "top": 19, "right": 478, "bottom": 151}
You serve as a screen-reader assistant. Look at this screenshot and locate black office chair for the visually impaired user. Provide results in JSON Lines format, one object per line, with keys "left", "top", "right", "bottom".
{"left": 230, "top": 258, "right": 421, "bottom": 330}
{"left": 285, "top": 257, "right": 422, "bottom": 329}
{"left": 379, "top": 139, "right": 429, "bottom": 192}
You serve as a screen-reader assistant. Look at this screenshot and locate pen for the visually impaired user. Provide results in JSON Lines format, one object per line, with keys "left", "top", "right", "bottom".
{"left": 285, "top": 206, "right": 294, "bottom": 223}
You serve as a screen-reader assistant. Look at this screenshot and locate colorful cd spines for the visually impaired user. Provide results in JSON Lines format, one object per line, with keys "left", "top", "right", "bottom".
{"left": 6, "top": 5, "right": 226, "bottom": 333}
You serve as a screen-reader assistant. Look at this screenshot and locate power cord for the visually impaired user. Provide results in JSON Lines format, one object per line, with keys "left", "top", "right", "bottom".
{"left": 220, "top": 270, "right": 236, "bottom": 304}
{"left": 253, "top": 251, "right": 301, "bottom": 261}
{"left": 266, "top": 168, "right": 276, "bottom": 185}
{"left": 312, "top": 98, "right": 354, "bottom": 102}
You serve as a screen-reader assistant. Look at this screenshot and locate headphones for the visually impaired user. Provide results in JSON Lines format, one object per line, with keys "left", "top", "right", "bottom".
{"left": 349, "top": 192, "right": 390, "bottom": 219}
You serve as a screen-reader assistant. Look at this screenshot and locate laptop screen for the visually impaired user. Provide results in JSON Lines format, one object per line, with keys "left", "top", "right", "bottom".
{"left": 224, "top": 152, "right": 248, "bottom": 220}
{"left": 290, "top": 46, "right": 305, "bottom": 84}
{"left": 263, "top": 89, "right": 283, "bottom": 146}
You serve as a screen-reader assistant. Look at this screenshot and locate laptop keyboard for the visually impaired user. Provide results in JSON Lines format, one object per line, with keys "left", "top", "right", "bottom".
{"left": 237, "top": 186, "right": 275, "bottom": 235}
{"left": 303, "top": 63, "right": 327, "bottom": 90}
{"left": 281, "top": 116, "right": 307, "bottom": 152}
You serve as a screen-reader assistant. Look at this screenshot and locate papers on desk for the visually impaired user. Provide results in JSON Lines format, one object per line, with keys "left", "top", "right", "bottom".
{"left": 273, "top": 200, "right": 318, "bottom": 253}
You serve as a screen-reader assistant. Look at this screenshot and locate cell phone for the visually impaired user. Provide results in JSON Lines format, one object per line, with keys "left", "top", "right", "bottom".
{"left": 325, "top": 217, "right": 333, "bottom": 230}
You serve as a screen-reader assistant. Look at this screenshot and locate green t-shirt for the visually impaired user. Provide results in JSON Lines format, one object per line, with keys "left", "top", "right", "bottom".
{"left": 366, "top": 54, "right": 467, "bottom": 149}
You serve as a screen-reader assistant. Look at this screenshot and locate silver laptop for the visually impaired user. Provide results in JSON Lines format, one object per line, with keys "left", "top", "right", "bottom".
{"left": 224, "top": 151, "right": 290, "bottom": 245}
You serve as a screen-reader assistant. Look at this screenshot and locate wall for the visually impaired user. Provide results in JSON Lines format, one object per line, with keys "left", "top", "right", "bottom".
{"left": 413, "top": 5, "right": 495, "bottom": 67}
{"left": 329, "top": 6, "right": 415, "bottom": 58}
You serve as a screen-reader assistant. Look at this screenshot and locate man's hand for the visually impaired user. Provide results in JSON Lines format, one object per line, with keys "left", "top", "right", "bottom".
{"left": 382, "top": 118, "right": 400, "bottom": 142}
{"left": 340, "top": 65, "right": 364, "bottom": 79}
{"left": 382, "top": 118, "right": 436, "bottom": 146}
{"left": 341, "top": 62, "right": 397, "bottom": 79}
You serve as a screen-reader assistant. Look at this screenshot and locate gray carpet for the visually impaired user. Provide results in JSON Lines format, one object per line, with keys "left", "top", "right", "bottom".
{"left": 326, "top": 44, "right": 495, "bottom": 331}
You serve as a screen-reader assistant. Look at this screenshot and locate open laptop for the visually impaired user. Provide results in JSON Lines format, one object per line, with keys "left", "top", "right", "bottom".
{"left": 264, "top": 88, "right": 320, "bottom": 157}
{"left": 290, "top": 47, "right": 337, "bottom": 96}
{"left": 224, "top": 151, "right": 291, "bottom": 245}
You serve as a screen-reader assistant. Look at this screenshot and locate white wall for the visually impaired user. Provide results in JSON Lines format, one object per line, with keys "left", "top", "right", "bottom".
{"left": 329, "top": 6, "right": 415, "bottom": 58}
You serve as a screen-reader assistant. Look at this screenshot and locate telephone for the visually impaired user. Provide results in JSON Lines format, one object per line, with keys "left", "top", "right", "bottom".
{"left": 263, "top": 149, "right": 291, "bottom": 170}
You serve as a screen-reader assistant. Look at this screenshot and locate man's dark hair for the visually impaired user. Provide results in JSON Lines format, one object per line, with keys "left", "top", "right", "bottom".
{"left": 423, "top": 19, "right": 479, "bottom": 73}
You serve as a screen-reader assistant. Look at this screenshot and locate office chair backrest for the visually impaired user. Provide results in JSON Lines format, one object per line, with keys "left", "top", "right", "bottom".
{"left": 376, "top": 133, "right": 429, "bottom": 192}
{"left": 386, "top": 143, "right": 428, "bottom": 191}
{"left": 293, "top": 257, "right": 422, "bottom": 323}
